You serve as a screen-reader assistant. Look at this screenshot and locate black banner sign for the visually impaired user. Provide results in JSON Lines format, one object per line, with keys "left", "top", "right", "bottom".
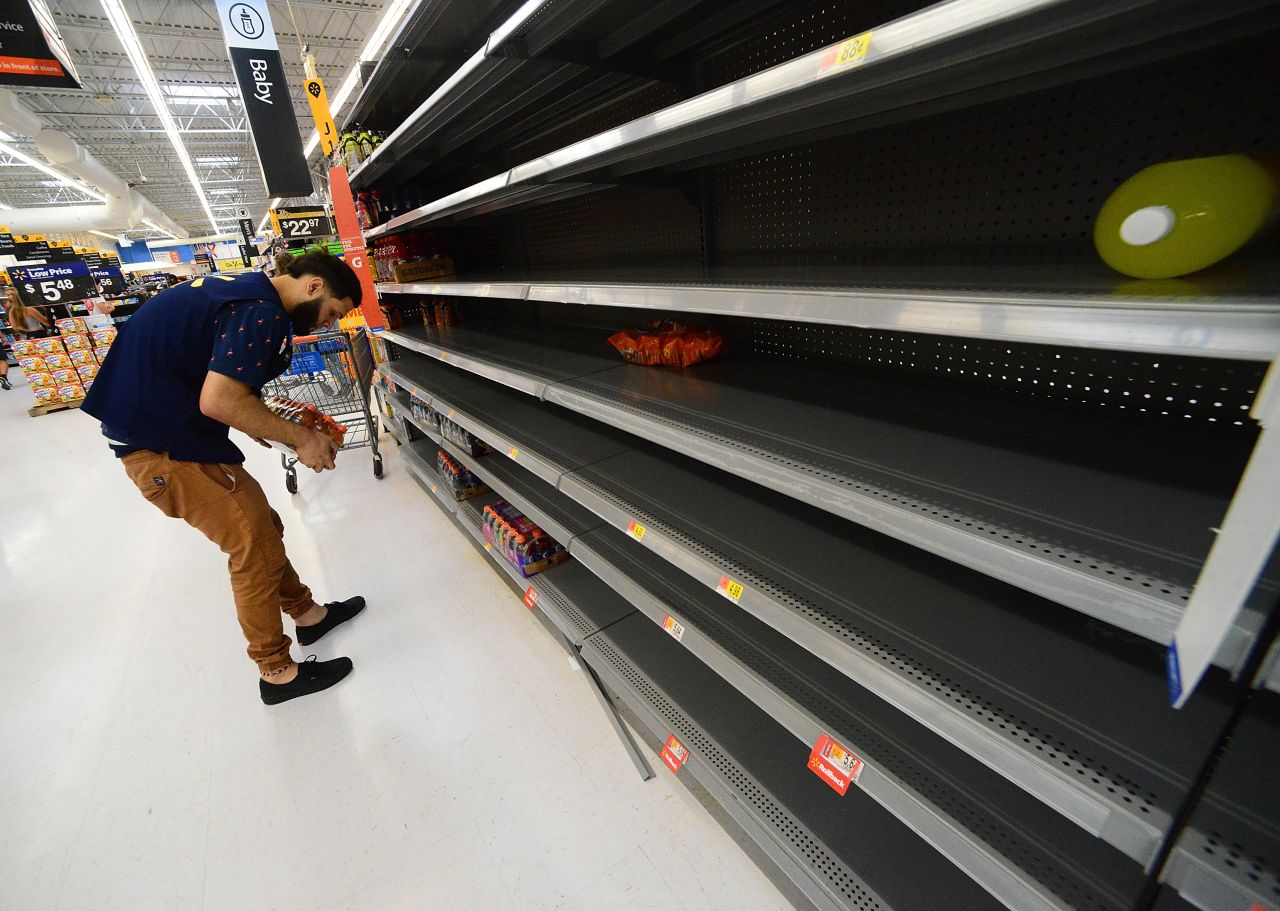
{"left": 273, "top": 206, "right": 332, "bottom": 239}
{"left": 0, "top": 1, "right": 80, "bottom": 89}
{"left": 91, "top": 267, "right": 126, "bottom": 294}
{"left": 216, "top": 0, "right": 311, "bottom": 198}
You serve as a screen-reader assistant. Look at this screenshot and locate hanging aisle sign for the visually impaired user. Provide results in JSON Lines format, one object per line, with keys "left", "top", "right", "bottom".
{"left": 0, "top": 0, "right": 81, "bottom": 89}
{"left": 302, "top": 55, "right": 338, "bottom": 158}
{"left": 214, "top": 0, "right": 312, "bottom": 198}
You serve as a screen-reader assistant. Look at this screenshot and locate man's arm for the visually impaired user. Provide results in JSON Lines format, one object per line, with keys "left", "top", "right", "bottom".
{"left": 199, "top": 371, "right": 336, "bottom": 471}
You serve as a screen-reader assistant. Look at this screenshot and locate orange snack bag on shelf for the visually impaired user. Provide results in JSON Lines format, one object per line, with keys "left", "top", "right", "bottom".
{"left": 608, "top": 321, "right": 726, "bottom": 368}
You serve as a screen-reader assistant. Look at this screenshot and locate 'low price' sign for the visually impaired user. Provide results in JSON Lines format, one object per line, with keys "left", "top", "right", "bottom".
{"left": 9, "top": 261, "right": 99, "bottom": 307}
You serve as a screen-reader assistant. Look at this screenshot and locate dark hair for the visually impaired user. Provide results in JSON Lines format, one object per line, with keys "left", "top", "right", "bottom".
{"left": 278, "top": 250, "right": 362, "bottom": 308}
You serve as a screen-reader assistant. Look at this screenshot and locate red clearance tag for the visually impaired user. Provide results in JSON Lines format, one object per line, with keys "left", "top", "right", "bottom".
{"left": 808, "top": 733, "right": 864, "bottom": 796}
{"left": 523, "top": 586, "right": 538, "bottom": 610}
{"left": 659, "top": 735, "right": 689, "bottom": 774}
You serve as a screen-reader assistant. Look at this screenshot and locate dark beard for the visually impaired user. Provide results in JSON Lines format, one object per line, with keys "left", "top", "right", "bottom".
{"left": 289, "top": 297, "right": 323, "bottom": 335}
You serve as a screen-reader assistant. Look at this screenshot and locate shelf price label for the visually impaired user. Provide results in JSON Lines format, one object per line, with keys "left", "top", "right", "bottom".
{"left": 716, "top": 575, "right": 744, "bottom": 603}
{"left": 484, "top": 542, "right": 492, "bottom": 552}
{"left": 660, "top": 735, "right": 689, "bottom": 774}
{"left": 818, "top": 31, "right": 872, "bottom": 76}
{"left": 661, "top": 614, "right": 685, "bottom": 642}
{"left": 508, "top": 446, "right": 520, "bottom": 459}
{"left": 627, "top": 521, "right": 647, "bottom": 542}
{"left": 523, "top": 586, "right": 539, "bottom": 610}
{"left": 808, "top": 734, "right": 864, "bottom": 796}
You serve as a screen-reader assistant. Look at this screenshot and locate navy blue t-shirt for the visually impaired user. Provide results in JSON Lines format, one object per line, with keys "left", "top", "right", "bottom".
{"left": 83, "top": 272, "right": 293, "bottom": 463}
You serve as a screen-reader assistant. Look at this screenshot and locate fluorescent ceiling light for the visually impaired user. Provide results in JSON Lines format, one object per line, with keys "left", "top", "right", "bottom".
{"left": 196, "top": 155, "right": 238, "bottom": 164}
{"left": 0, "top": 140, "right": 106, "bottom": 201}
{"left": 100, "top": 0, "right": 219, "bottom": 234}
{"left": 0, "top": 130, "right": 13, "bottom": 142}
{"left": 142, "top": 216, "right": 180, "bottom": 240}
{"left": 0, "top": 201, "right": 12, "bottom": 209}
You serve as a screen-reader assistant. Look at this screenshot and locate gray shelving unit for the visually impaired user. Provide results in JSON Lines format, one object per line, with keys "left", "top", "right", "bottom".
{"left": 356, "top": 0, "right": 1280, "bottom": 907}
{"left": 378, "top": 322, "right": 1274, "bottom": 678}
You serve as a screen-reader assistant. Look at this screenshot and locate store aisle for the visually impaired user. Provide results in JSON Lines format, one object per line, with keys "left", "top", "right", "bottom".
{"left": 0, "top": 369, "right": 796, "bottom": 911}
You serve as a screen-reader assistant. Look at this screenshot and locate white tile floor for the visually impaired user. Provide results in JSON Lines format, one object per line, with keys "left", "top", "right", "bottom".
{"left": 0, "top": 366, "right": 797, "bottom": 911}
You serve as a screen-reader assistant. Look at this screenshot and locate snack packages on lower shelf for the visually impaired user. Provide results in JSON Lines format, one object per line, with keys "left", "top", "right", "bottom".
{"left": 263, "top": 395, "right": 348, "bottom": 447}
{"left": 439, "top": 415, "right": 491, "bottom": 456}
{"left": 408, "top": 394, "right": 436, "bottom": 431}
{"left": 420, "top": 298, "right": 460, "bottom": 330}
{"left": 436, "top": 449, "right": 489, "bottom": 500}
{"left": 607, "top": 321, "right": 726, "bottom": 368}
{"left": 481, "top": 499, "right": 570, "bottom": 577}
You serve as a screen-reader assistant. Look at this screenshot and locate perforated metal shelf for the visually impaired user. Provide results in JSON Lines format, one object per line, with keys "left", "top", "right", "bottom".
{"left": 582, "top": 612, "right": 1005, "bottom": 911}
{"left": 560, "top": 443, "right": 1243, "bottom": 864}
{"left": 436, "top": 436, "right": 604, "bottom": 548}
{"left": 1160, "top": 691, "right": 1280, "bottom": 911}
{"left": 573, "top": 525, "right": 1144, "bottom": 911}
{"left": 379, "top": 268, "right": 1280, "bottom": 359}
{"left": 381, "top": 324, "right": 1271, "bottom": 667}
{"left": 400, "top": 439, "right": 458, "bottom": 515}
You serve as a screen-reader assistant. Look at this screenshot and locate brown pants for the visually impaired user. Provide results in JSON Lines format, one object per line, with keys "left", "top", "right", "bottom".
{"left": 122, "top": 450, "right": 316, "bottom": 673}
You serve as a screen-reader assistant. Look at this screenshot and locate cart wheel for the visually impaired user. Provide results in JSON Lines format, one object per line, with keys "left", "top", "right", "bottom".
{"left": 373, "top": 455, "right": 384, "bottom": 479}
{"left": 285, "top": 469, "right": 298, "bottom": 495}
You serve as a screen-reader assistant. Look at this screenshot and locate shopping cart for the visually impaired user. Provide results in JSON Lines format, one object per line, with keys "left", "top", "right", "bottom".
{"left": 260, "top": 329, "right": 383, "bottom": 493}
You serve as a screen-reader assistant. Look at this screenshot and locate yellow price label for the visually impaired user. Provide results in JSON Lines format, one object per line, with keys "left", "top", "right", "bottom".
{"left": 627, "top": 521, "right": 647, "bottom": 541}
{"left": 17, "top": 233, "right": 46, "bottom": 242}
{"left": 508, "top": 446, "right": 520, "bottom": 459}
{"left": 717, "top": 576, "right": 744, "bottom": 603}
{"left": 440, "top": 352, "right": 448, "bottom": 361}
{"left": 447, "top": 408, "right": 455, "bottom": 419}
{"left": 484, "top": 542, "right": 492, "bottom": 552}
{"left": 819, "top": 31, "right": 872, "bottom": 74}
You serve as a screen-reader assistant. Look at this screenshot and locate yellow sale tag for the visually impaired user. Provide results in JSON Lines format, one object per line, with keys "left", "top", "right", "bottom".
{"left": 717, "top": 576, "right": 744, "bottom": 602}
{"left": 508, "top": 446, "right": 520, "bottom": 459}
{"left": 627, "top": 521, "right": 647, "bottom": 541}
{"left": 447, "top": 408, "right": 455, "bottom": 419}
{"left": 819, "top": 31, "right": 872, "bottom": 74}
{"left": 440, "top": 352, "right": 448, "bottom": 361}
{"left": 484, "top": 542, "right": 492, "bottom": 552}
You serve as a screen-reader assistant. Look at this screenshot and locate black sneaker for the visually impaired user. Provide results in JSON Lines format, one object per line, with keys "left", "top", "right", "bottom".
{"left": 296, "top": 595, "right": 366, "bottom": 646}
{"left": 0, "top": 375, "right": 10, "bottom": 390}
{"left": 260, "top": 655, "right": 353, "bottom": 705}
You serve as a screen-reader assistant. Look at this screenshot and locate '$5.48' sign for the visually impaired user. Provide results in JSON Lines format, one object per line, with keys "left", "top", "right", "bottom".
{"left": 9, "top": 261, "right": 99, "bottom": 308}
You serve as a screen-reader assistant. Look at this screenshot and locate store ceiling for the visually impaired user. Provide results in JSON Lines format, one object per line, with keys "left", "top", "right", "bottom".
{"left": 0, "top": 0, "right": 390, "bottom": 241}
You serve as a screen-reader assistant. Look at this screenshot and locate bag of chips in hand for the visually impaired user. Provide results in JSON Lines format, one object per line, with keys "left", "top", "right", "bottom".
{"left": 264, "top": 395, "right": 348, "bottom": 447}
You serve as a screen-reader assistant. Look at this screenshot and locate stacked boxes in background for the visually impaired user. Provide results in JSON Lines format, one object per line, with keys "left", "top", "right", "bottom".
{"left": 12, "top": 319, "right": 118, "bottom": 407}
{"left": 13, "top": 334, "right": 85, "bottom": 406}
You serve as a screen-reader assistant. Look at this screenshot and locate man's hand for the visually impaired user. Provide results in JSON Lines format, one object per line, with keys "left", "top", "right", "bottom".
{"left": 295, "top": 430, "right": 338, "bottom": 472}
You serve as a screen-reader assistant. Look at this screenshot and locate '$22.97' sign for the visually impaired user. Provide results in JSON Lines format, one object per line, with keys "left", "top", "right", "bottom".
{"left": 10, "top": 262, "right": 99, "bottom": 308}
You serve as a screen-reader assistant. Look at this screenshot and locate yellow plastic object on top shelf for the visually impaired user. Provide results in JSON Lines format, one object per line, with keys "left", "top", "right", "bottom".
{"left": 1094, "top": 154, "right": 1277, "bottom": 279}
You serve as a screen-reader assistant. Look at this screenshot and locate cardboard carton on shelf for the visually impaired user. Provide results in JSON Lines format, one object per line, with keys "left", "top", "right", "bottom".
{"left": 62, "top": 333, "right": 91, "bottom": 352}
{"left": 392, "top": 256, "right": 455, "bottom": 284}
{"left": 26, "top": 371, "right": 55, "bottom": 390}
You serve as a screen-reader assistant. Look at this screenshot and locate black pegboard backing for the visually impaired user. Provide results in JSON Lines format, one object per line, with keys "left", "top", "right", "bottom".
{"left": 437, "top": 219, "right": 528, "bottom": 274}
{"left": 716, "top": 316, "right": 1267, "bottom": 431}
{"left": 709, "top": 31, "right": 1280, "bottom": 268}
{"left": 700, "top": 0, "right": 931, "bottom": 88}
{"left": 520, "top": 185, "right": 703, "bottom": 271}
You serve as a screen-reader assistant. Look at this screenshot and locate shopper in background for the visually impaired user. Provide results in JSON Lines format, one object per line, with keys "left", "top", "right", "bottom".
{"left": 83, "top": 251, "right": 369, "bottom": 705}
{"left": 3, "top": 287, "right": 52, "bottom": 338}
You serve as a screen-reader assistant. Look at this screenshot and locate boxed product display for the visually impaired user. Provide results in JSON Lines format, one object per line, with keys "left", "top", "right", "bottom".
{"left": 264, "top": 395, "right": 348, "bottom": 447}
{"left": 90, "top": 328, "right": 117, "bottom": 347}
{"left": 70, "top": 349, "right": 96, "bottom": 367}
{"left": 77, "top": 365, "right": 99, "bottom": 382}
{"left": 54, "top": 383, "right": 84, "bottom": 403}
{"left": 33, "top": 337, "right": 66, "bottom": 356}
{"left": 10, "top": 339, "right": 40, "bottom": 357}
{"left": 49, "top": 368, "right": 79, "bottom": 386}
{"left": 393, "top": 256, "right": 455, "bottom": 284}
{"left": 435, "top": 450, "right": 489, "bottom": 501}
{"left": 42, "top": 353, "right": 73, "bottom": 370}
{"left": 26, "top": 372, "right": 55, "bottom": 390}
{"left": 18, "top": 356, "right": 45, "bottom": 372}
{"left": 481, "top": 500, "right": 570, "bottom": 577}
{"left": 55, "top": 317, "right": 87, "bottom": 334}
{"left": 439, "top": 416, "right": 491, "bottom": 456}
{"left": 31, "top": 387, "right": 60, "bottom": 406}
{"left": 608, "top": 321, "right": 726, "bottom": 368}
{"left": 93, "top": 346, "right": 111, "bottom": 365}
{"left": 61, "top": 333, "right": 90, "bottom": 352}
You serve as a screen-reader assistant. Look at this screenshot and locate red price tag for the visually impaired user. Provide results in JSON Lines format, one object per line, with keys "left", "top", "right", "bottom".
{"left": 660, "top": 735, "right": 689, "bottom": 774}
{"left": 808, "top": 733, "right": 864, "bottom": 796}
{"left": 523, "top": 586, "right": 539, "bottom": 610}
{"left": 661, "top": 614, "right": 685, "bottom": 642}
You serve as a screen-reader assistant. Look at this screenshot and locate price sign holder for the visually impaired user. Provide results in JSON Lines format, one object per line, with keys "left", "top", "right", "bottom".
{"left": 807, "top": 733, "right": 864, "bottom": 795}
{"left": 659, "top": 735, "right": 689, "bottom": 774}
{"left": 9, "top": 260, "right": 99, "bottom": 309}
